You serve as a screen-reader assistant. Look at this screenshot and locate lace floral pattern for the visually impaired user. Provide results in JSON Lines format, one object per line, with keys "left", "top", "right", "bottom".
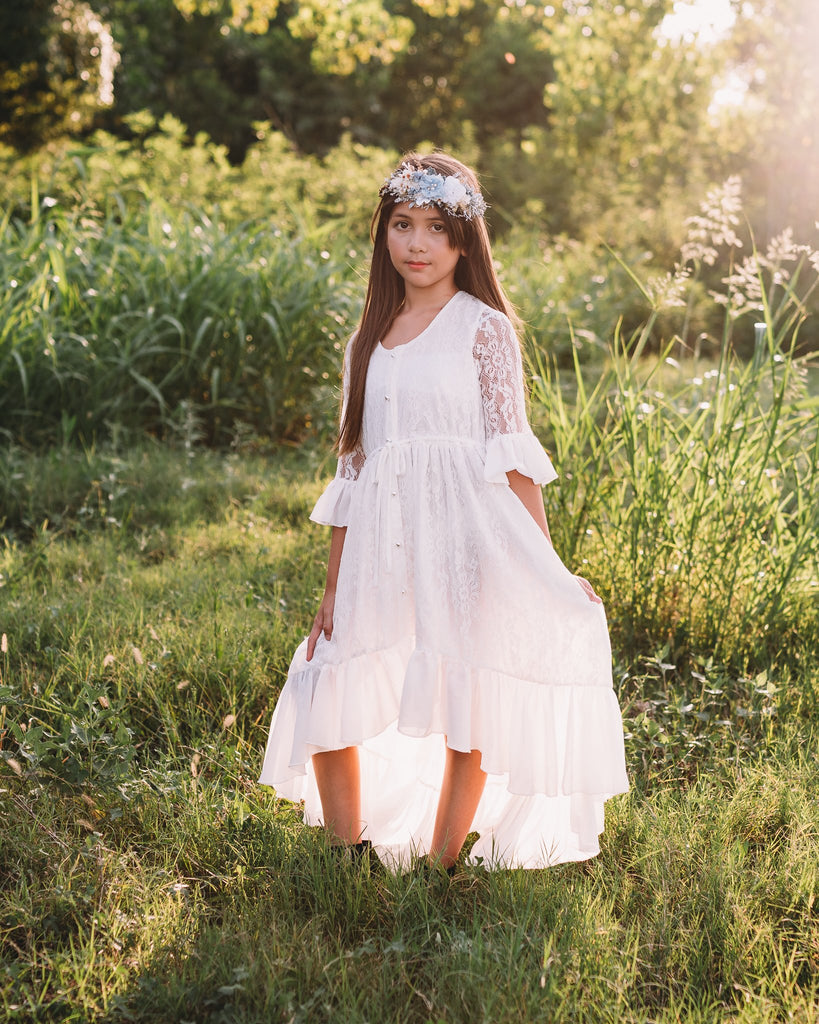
{"left": 337, "top": 347, "right": 367, "bottom": 481}
{"left": 473, "top": 308, "right": 529, "bottom": 439}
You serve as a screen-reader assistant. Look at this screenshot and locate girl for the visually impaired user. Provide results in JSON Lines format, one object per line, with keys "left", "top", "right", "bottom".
{"left": 259, "top": 153, "right": 628, "bottom": 871}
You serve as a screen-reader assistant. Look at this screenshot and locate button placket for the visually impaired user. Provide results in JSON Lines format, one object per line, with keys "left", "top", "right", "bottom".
{"left": 386, "top": 352, "right": 405, "bottom": 573}
{"left": 386, "top": 352, "right": 400, "bottom": 440}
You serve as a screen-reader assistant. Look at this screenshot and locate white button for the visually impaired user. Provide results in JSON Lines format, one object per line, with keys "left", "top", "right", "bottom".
{"left": 384, "top": 394, "right": 390, "bottom": 400}
{"left": 391, "top": 490, "right": 397, "bottom": 496}
{"left": 395, "top": 541, "right": 401, "bottom": 547}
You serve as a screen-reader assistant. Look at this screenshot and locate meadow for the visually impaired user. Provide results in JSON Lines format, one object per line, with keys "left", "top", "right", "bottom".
{"left": 1, "top": 163, "right": 818, "bottom": 1020}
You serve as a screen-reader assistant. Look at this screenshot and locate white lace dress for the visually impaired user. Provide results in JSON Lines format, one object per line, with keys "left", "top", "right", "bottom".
{"left": 259, "top": 290, "right": 628, "bottom": 868}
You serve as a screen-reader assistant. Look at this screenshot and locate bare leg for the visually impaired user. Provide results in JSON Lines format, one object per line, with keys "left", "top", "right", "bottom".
{"left": 312, "top": 746, "right": 363, "bottom": 845}
{"left": 429, "top": 747, "right": 487, "bottom": 869}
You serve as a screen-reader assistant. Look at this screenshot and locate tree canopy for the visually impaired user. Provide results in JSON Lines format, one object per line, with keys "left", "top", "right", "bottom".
{"left": 1, "top": 0, "right": 816, "bottom": 245}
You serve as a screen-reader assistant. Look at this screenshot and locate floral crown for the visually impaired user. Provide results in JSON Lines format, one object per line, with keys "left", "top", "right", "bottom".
{"left": 380, "top": 162, "right": 487, "bottom": 220}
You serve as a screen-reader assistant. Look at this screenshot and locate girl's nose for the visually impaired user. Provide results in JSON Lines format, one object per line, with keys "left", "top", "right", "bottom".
{"left": 409, "top": 234, "right": 426, "bottom": 252}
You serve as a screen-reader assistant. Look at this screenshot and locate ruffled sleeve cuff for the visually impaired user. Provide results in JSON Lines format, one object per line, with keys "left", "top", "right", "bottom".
{"left": 309, "top": 477, "right": 356, "bottom": 527}
{"left": 484, "top": 431, "right": 558, "bottom": 486}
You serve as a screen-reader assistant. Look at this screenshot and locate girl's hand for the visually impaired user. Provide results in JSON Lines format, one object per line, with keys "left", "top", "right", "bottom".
{"left": 575, "top": 575, "right": 603, "bottom": 605}
{"left": 306, "top": 591, "right": 336, "bottom": 661}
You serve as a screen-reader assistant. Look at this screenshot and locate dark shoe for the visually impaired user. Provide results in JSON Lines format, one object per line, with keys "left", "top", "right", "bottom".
{"left": 330, "top": 839, "right": 383, "bottom": 873}
{"left": 415, "top": 858, "right": 456, "bottom": 882}
{"left": 351, "top": 839, "right": 381, "bottom": 869}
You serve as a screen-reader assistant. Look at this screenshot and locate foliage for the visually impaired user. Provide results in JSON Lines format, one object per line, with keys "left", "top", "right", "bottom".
{"left": 2, "top": 0, "right": 817, "bottom": 267}
{"left": 1, "top": 682, "right": 136, "bottom": 792}
{"left": 2, "top": 156, "right": 817, "bottom": 448}
{"left": 528, "top": 0, "right": 720, "bottom": 251}
{"left": 526, "top": 204, "right": 819, "bottom": 670}
{"left": 0, "top": 0, "right": 119, "bottom": 151}
{"left": 721, "top": 0, "right": 819, "bottom": 238}
{"left": 535, "top": 320, "right": 819, "bottom": 669}
{"left": 0, "top": 185, "right": 362, "bottom": 446}
{"left": 0, "top": 116, "right": 396, "bottom": 240}
{"left": 2, "top": 0, "right": 816, "bottom": 282}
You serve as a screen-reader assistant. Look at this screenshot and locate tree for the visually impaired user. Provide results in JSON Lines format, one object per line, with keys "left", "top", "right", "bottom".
{"left": 530, "top": 0, "right": 723, "bottom": 247}
{"left": 0, "top": 0, "right": 119, "bottom": 150}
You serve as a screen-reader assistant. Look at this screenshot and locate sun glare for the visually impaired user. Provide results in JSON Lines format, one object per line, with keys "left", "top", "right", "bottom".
{"left": 659, "top": 0, "right": 736, "bottom": 45}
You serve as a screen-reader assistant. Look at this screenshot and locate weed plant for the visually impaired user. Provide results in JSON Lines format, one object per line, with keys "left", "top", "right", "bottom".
{"left": 0, "top": 116, "right": 397, "bottom": 245}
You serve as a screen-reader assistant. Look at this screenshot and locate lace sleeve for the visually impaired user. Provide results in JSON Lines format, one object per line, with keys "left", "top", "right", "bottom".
{"left": 336, "top": 341, "right": 366, "bottom": 481}
{"left": 473, "top": 310, "right": 558, "bottom": 486}
{"left": 309, "top": 339, "right": 366, "bottom": 526}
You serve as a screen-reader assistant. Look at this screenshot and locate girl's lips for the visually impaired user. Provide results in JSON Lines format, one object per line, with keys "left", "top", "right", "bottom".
{"left": 407, "top": 261, "right": 429, "bottom": 268}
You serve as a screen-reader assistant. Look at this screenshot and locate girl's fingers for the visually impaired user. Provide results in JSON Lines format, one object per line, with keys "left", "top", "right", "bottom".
{"left": 575, "top": 575, "right": 603, "bottom": 604}
{"left": 306, "top": 620, "right": 322, "bottom": 661}
{"left": 307, "top": 608, "right": 335, "bottom": 661}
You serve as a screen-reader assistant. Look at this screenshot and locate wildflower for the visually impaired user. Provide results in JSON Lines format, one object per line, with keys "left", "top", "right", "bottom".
{"left": 681, "top": 176, "right": 743, "bottom": 266}
{"left": 645, "top": 265, "right": 690, "bottom": 309}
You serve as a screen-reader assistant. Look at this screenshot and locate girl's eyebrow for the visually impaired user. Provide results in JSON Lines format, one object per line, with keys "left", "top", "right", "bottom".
{"left": 390, "top": 209, "right": 446, "bottom": 224}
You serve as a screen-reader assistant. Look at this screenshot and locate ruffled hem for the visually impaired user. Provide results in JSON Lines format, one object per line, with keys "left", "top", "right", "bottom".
{"left": 258, "top": 639, "right": 629, "bottom": 869}
{"left": 309, "top": 476, "right": 357, "bottom": 527}
{"left": 484, "top": 431, "right": 558, "bottom": 486}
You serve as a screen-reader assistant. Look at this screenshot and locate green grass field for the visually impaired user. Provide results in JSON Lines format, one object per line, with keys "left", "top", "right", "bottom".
{"left": 1, "top": 428, "right": 817, "bottom": 1022}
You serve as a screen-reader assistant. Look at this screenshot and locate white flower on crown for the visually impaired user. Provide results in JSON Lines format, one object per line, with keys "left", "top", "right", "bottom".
{"left": 441, "top": 176, "right": 468, "bottom": 209}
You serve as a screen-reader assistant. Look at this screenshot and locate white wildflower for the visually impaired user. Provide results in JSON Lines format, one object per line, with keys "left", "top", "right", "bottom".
{"left": 681, "top": 176, "right": 743, "bottom": 266}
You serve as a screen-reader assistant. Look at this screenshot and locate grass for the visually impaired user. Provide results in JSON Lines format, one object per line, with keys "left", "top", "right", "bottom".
{"left": 3, "top": 164, "right": 817, "bottom": 452}
{"left": 3, "top": 751, "right": 818, "bottom": 1022}
{"left": 0, "top": 428, "right": 817, "bottom": 1021}
{"left": 0, "top": 200, "right": 358, "bottom": 446}
{"left": 1, "top": 185, "right": 817, "bottom": 1019}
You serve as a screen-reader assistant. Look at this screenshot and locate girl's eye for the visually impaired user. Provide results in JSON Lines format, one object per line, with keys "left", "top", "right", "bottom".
{"left": 393, "top": 220, "right": 409, "bottom": 230}
{"left": 430, "top": 223, "right": 445, "bottom": 233}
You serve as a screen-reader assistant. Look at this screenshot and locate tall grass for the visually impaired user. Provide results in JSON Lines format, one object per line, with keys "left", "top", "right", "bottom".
{"left": 0, "top": 197, "right": 359, "bottom": 446}
{"left": 528, "top": 233, "right": 819, "bottom": 671}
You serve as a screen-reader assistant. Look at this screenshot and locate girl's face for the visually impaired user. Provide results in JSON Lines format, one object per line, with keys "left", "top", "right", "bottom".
{"left": 386, "top": 203, "right": 464, "bottom": 294}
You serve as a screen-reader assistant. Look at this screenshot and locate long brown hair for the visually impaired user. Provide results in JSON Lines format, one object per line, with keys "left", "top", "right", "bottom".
{"left": 338, "top": 152, "right": 516, "bottom": 456}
